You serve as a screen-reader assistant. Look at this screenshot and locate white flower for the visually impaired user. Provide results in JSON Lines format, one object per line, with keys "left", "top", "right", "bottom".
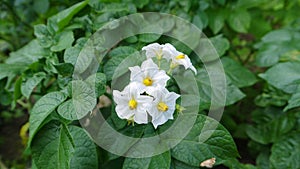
{"left": 142, "top": 43, "right": 164, "bottom": 60}
{"left": 163, "top": 43, "right": 197, "bottom": 74}
{"left": 129, "top": 59, "right": 170, "bottom": 90}
{"left": 112, "top": 82, "right": 152, "bottom": 124}
{"left": 146, "top": 87, "right": 180, "bottom": 128}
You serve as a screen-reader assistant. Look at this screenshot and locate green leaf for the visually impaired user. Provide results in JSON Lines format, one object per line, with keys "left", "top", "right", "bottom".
{"left": 47, "top": 1, "right": 89, "bottom": 32}
{"left": 196, "top": 68, "right": 245, "bottom": 109}
{"left": 54, "top": 63, "right": 74, "bottom": 77}
{"left": 33, "top": 0, "right": 49, "bottom": 14}
{"left": 211, "top": 35, "right": 230, "bottom": 57}
{"left": 170, "top": 159, "right": 199, "bottom": 169}
{"left": 123, "top": 151, "right": 171, "bottom": 169}
{"left": 71, "top": 80, "right": 97, "bottom": 118}
{"left": 28, "top": 91, "right": 67, "bottom": 146}
{"left": 109, "top": 46, "right": 137, "bottom": 58}
{"left": 31, "top": 121, "right": 74, "bottom": 169}
{"left": 21, "top": 72, "right": 46, "bottom": 99}
{"left": 69, "top": 125, "right": 98, "bottom": 169}
{"left": 284, "top": 92, "right": 300, "bottom": 111}
{"left": 85, "top": 73, "right": 107, "bottom": 97}
{"left": 246, "top": 109, "right": 296, "bottom": 144}
{"left": 6, "top": 40, "right": 49, "bottom": 66}
{"left": 270, "top": 132, "right": 300, "bottom": 169}
{"left": 34, "top": 24, "right": 53, "bottom": 48}
{"left": 103, "top": 55, "right": 129, "bottom": 81}
{"left": 0, "top": 63, "right": 26, "bottom": 80}
{"left": 196, "top": 35, "right": 229, "bottom": 62}
{"left": 171, "top": 115, "right": 238, "bottom": 167}
{"left": 57, "top": 100, "right": 80, "bottom": 120}
{"left": 227, "top": 9, "right": 251, "bottom": 33}
{"left": 132, "top": 0, "right": 149, "bottom": 8}
{"left": 51, "top": 31, "right": 75, "bottom": 52}
{"left": 259, "top": 62, "right": 300, "bottom": 93}
{"left": 261, "top": 29, "right": 292, "bottom": 43}
{"left": 222, "top": 57, "right": 257, "bottom": 87}
{"left": 64, "top": 38, "right": 87, "bottom": 66}
{"left": 208, "top": 9, "right": 225, "bottom": 34}
{"left": 192, "top": 11, "right": 208, "bottom": 30}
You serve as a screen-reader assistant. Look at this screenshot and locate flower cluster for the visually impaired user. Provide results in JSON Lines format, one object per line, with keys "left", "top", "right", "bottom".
{"left": 112, "top": 43, "right": 196, "bottom": 128}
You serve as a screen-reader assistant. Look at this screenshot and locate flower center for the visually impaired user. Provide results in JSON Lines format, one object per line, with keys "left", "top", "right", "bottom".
{"left": 157, "top": 102, "right": 168, "bottom": 112}
{"left": 143, "top": 77, "right": 153, "bottom": 86}
{"left": 128, "top": 99, "right": 137, "bottom": 110}
{"left": 176, "top": 54, "right": 185, "bottom": 59}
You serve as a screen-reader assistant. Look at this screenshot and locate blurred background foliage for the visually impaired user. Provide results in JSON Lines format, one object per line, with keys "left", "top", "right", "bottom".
{"left": 1, "top": 0, "right": 300, "bottom": 168}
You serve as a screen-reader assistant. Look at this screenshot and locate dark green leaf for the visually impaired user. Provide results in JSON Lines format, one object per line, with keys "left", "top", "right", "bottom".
{"left": 51, "top": 31, "right": 75, "bottom": 52}
{"left": 71, "top": 80, "right": 97, "bottom": 118}
{"left": 259, "top": 62, "right": 300, "bottom": 93}
{"left": 33, "top": 0, "right": 49, "bottom": 14}
{"left": 270, "top": 132, "right": 300, "bottom": 169}
{"left": 284, "top": 90, "right": 300, "bottom": 111}
{"left": 34, "top": 24, "right": 53, "bottom": 48}
{"left": 207, "top": 9, "right": 225, "bottom": 34}
{"left": 192, "top": 11, "right": 208, "bottom": 30}
{"left": 28, "top": 91, "right": 67, "bottom": 146}
{"left": 54, "top": 63, "right": 74, "bottom": 77}
{"left": 109, "top": 46, "right": 137, "bottom": 58}
{"left": 222, "top": 57, "right": 257, "bottom": 87}
{"left": 123, "top": 151, "right": 171, "bottom": 169}
{"left": 227, "top": 10, "right": 251, "bottom": 33}
{"left": 32, "top": 121, "right": 74, "bottom": 169}
{"left": 47, "top": 1, "right": 89, "bottom": 32}
{"left": 196, "top": 68, "right": 245, "bottom": 109}
{"left": 171, "top": 114, "right": 238, "bottom": 167}
{"left": 21, "top": 72, "right": 46, "bottom": 99}
{"left": 69, "top": 125, "right": 98, "bottom": 169}
{"left": 6, "top": 40, "right": 49, "bottom": 66}
{"left": 85, "top": 73, "right": 107, "bottom": 97}
{"left": 246, "top": 110, "right": 296, "bottom": 144}
{"left": 0, "top": 64, "right": 26, "bottom": 80}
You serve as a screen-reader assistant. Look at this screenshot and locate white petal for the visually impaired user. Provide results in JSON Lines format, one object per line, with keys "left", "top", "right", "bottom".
{"left": 133, "top": 108, "right": 148, "bottom": 124}
{"left": 116, "top": 105, "right": 133, "bottom": 119}
{"left": 142, "top": 43, "right": 162, "bottom": 59}
{"left": 141, "top": 59, "right": 159, "bottom": 70}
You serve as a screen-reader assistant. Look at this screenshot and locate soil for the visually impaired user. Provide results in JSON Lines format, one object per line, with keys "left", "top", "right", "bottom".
{"left": 0, "top": 114, "right": 28, "bottom": 167}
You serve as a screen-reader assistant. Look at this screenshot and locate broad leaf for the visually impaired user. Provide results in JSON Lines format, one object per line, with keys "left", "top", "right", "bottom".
{"left": 0, "top": 63, "right": 27, "bottom": 80}
{"left": 28, "top": 91, "right": 67, "bottom": 146}
{"left": 64, "top": 38, "right": 87, "bottom": 66}
{"left": 21, "top": 72, "right": 46, "bottom": 99}
{"left": 259, "top": 62, "right": 300, "bottom": 94}
{"left": 122, "top": 151, "right": 171, "bottom": 169}
{"left": 48, "top": 1, "right": 89, "bottom": 32}
{"left": 69, "top": 125, "right": 98, "bottom": 169}
{"left": 85, "top": 72, "right": 107, "bottom": 97}
{"left": 222, "top": 57, "right": 257, "bottom": 87}
{"left": 228, "top": 9, "right": 251, "bottom": 33}
{"left": 171, "top": 114, "right": 238, "bottom": 167}
{"left": 31, "top": 121, "right": 74, "bottom": 169}
{"left": 51, "top": 31, "right": 75, "bottom": 52}
{"left": 6, "top": 40, "right": 48, "bottom": 65}
{"left": 197, "top": 35, "right": 229, "bottom": 62}
{"left": 208, "top": 9, "right": 225, "bottom": 34}
{"left": 284, "top": 91, "right": 300, "bottom": 111}
{"left": 196, "top": 68, "right": 245, "bottom": 109}
{"left": 246, "top": 108, "right": 296, "bottom": 144}
{"left": 270, "top": 132, "right": 300, "bottom": 169}
{"left": 71, "top": 80, "right": 97, "bottom": 119}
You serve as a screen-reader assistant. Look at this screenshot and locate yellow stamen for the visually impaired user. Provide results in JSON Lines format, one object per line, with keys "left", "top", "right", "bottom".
{"left": 176, "top": 54, "right": 185, "bottom": 59}
{"left": 143, "top": 77, "right": 153, "bottom": 86}
{"left": 157, "top": 102, "right": 168, "bottom": 112}
{"left": 128, "top": 99, "right": 137, "bottom": 110}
